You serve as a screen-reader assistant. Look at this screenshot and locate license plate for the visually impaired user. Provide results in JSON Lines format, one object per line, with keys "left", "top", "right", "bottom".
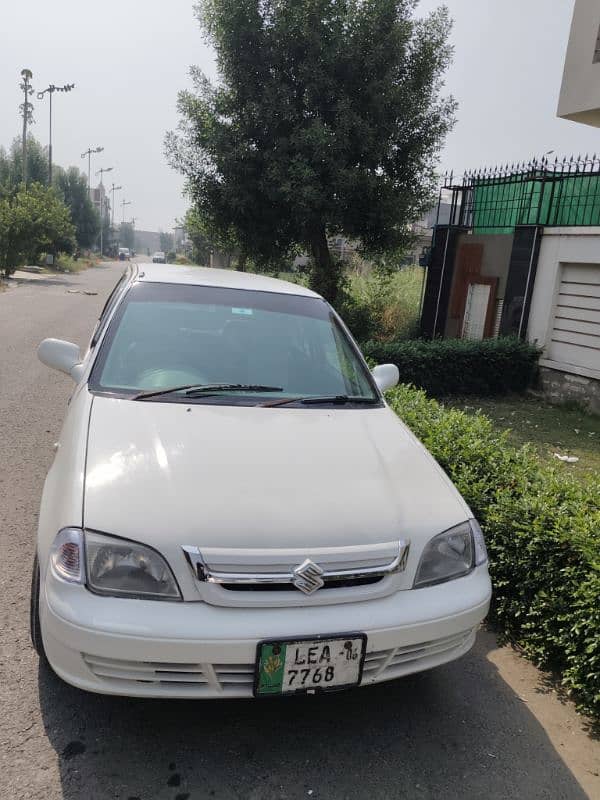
{"left": 254, "top": 634, "right": 367, "bottom": 697}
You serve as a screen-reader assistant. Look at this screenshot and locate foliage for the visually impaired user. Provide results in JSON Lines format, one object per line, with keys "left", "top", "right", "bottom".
{"left": 54, "top": 166, "right": 100, "bottom": 248}
{"left": 362, "top": 337, "right": 541, "bottom": 396}
{"left": 0, "top": 136, "right": 48, "bottom": 188}
{"left": 167, "top": 0, "right": 456, "bottom": 302}
{"left": 340, "top": 267, "right": 425, "bottom": 342}
{"left": 48, "top": 253, "right": 90, "bottom": 273}
{"left": 159, "top": 231, "right": 174, "bottom": 253}
{"left": 386, "top": 384, "right": 600, "bottom": 719}
{"left": 185, "top": 207, "right": 220, "bottom": 265}
{"left": 118, "top": 222, "right": 135, "bottom": 250}
{"left": 0, "top": 183, "right": 76, "bottom": 277}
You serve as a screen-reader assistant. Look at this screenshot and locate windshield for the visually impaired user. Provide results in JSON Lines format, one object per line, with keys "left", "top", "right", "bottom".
{"left": 89, "top": 282, "right": 379, "bottom": 404}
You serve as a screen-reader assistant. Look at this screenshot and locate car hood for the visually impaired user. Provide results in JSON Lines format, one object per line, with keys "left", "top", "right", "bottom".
{"left": 84, "top": 396, "right": 469, "bottom": 550}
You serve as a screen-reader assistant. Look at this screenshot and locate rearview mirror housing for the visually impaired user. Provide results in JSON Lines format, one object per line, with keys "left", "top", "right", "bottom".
{"left": 372, "top": 363, "right": 399, "bottom": 393}
{"left": 38, "top": 338, "right": 83, "bottom": 382}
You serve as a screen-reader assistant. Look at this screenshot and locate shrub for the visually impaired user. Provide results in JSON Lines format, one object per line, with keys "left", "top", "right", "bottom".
{"left": 363, "top": 337, "right": 541, "bottom": 396}
{"left": 339, "top": 267, "right": 424, "bottom": 342}
{"left": 387, "top": 384, "right": 600, "bottom": 719}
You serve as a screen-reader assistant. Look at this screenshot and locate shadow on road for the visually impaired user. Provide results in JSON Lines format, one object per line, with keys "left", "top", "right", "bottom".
{"left": 38, "top": 632, "right": 588, "bottom": 800}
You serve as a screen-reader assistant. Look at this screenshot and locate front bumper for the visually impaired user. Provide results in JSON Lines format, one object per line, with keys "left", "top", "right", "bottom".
{"left": 41, "top": 567, "right": 491, "bottom": 698}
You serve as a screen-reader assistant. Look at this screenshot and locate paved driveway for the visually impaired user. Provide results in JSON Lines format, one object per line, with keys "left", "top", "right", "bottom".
{"left": 0, "top": 262, "right": 598, "bottom": 800}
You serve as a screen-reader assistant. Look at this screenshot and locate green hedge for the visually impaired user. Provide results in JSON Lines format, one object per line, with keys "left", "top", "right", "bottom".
{"left": 387, "top": 384, "right": 600, "bottom": 719}
{"left": 362, "top": 337, "right": 541, "bottom": 396}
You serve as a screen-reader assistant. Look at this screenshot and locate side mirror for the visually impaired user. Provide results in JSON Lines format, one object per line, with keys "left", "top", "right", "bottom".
{"left": 38, "top": 338, "right": 84, "bottom": 382}
{"left": 372, "top": 363, "right": 399, "bottom": 393}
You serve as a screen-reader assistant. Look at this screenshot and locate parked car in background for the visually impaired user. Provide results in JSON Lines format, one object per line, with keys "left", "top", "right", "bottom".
{"left": 152, "top": 251, "right": 166, "bottom": 263}
{"left": 33, "top": 264, "right": 491, "bottom": 698}
{"left": 118, "top": 248, "right": 130, "bottom": 262}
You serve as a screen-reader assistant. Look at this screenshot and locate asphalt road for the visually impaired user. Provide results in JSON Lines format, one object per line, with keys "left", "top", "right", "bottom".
{"left": 0, "top": 261, "right": 599, "bottom": 800}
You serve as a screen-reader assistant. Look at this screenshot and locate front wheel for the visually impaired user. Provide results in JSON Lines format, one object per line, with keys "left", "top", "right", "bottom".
{"left": 30, "top": 555, "right": 45, "bottom": 657}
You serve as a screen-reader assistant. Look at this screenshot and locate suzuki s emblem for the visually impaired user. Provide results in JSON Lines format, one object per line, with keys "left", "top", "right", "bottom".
{"left": 292, "top": 559, "right": 325, "bottom": 595}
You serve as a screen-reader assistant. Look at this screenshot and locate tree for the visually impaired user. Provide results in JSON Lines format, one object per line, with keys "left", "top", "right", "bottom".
{"left": 0, "top": 183, "right": 76, "bottom": 277}
{"left": 54, "top": 166, "right": 100, "bottom": 249}
{"left": 184, "top": 208, "right": 212, "bottom": 264}
{"left": 167, "top": 0, "right": 456, "bottom": 303}
{"left": 159, "top": 231, "right": 174, "bottom": 253}
{"left": 119, "top": 221, "right": 135, "bottom": 250}
{"left": 3, "top": 136, "right": 49, "bottom": 188}
{"left": 184, "top": 206, "right": 241, "bottom": 266}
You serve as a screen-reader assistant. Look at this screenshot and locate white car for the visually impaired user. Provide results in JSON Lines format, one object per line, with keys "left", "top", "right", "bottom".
{"left": 33, "top": 264, "right": 491, "bottom": 698}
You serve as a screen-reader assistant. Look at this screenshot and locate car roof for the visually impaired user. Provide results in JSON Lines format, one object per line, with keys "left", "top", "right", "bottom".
{"left": 134, "top": 263, "right": 320, "bottom": 298}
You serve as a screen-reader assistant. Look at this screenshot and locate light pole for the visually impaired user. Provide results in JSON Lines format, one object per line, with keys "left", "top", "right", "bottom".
{"left": 81, "top": 146, "right": 104, "bottom": 199}
{"left": 19, "top": 69, "right": 34, "bottom": 186}
{"left": 110, "top": 184, "right": 122, "bottom": 226}
{"left": 96, "top": 167, "right": 113, "bottom": 256}
{"left": 37, "top": 83, "right": 75, "bottom": 185}
{"left": 121, "top": 199, "right": 132, "bottom": 223}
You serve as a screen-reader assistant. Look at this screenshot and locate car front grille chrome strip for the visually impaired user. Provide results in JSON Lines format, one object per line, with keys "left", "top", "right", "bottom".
{"left": 181, "top": 541, "right": 410, "bottom": 593}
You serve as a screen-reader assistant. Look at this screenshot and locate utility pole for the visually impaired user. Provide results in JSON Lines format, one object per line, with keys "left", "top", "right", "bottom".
{"left": 19, "top": 69, "right": 34, "bottom": 186}
{"left": 110, "top": 184, "right": 122, "bottom": 226}
{"left": 121, "top": 199, "right": 132, "bottom": 223}
{"left": 81, "top": 146, "right": 104, "bottom": 199}
{"left": 37, "top": 83, "right": 75, "bottom": 185}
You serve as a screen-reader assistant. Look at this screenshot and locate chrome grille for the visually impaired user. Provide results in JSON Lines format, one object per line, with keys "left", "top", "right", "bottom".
{"left": 182, "top": 541, "right": 409, "bottom": 594}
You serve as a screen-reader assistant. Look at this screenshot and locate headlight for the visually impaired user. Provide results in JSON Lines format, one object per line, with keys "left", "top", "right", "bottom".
{"left": 85, "top": 531, "right": 181, "bottom": 600}
{"left": 414, "top": 519, "right": 487, "bottom": 589}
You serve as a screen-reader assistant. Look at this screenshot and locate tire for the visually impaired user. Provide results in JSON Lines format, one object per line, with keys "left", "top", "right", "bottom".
{"left": 30, "top": 555, "right": 45, "bottom": 657}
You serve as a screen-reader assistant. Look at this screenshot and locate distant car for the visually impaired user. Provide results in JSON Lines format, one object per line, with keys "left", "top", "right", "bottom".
{"left": 33, "top": 263, "right": 491, "bottom": 699}
{"left": 118, "top": 248, "right": 130, "bottom": 262}
{"left": 152, "top": 251, "right": 166, "bottom": 263}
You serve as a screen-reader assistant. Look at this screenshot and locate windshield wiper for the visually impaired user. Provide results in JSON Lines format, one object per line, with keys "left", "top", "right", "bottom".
{"left": 133, "top": 383, "right": 283, "bottom": 401}
{"left": 262, "top": 395, "right": 379, "bottom": 408}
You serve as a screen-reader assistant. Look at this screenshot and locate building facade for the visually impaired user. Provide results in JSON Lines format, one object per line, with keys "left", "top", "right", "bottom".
{"left": 558, "top": 0, "right": 600, "bottom": 126}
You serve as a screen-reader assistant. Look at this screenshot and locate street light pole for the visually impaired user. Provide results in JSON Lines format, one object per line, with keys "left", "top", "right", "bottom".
{"left": 110, "top": 184, "right": 122, "bottom": 227}
{"left": 20, "top": 69, "right": 34, "bottom": 186}
{"left": 81, "top": 146, "right": 104, "bottom": 200}
{"left": 37, "top": 82, "right": 75, "bottom": 185}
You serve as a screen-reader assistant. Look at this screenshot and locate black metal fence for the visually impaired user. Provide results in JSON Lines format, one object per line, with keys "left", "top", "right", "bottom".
{"left": 439, "top": 154, "right": 600, "bottom": 233}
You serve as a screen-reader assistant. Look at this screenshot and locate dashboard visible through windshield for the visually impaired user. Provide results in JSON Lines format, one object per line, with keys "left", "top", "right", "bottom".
{"left": 89, "top": 282, "right": 379, "bottom": 406}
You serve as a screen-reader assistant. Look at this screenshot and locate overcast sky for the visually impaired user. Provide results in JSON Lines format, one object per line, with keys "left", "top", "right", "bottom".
{"left": 1, "top": 0, "right": 598, "bottom": 232}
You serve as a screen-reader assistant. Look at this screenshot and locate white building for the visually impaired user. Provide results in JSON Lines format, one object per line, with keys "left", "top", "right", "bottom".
{"left": 558, "top": 0, "right": 600, "bottom": 126}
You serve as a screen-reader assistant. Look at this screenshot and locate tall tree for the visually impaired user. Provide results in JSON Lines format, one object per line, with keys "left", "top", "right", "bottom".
{"left": 167, "top": 0, "right": 456, "bottom": 302}
{"left": 119, "top": 221, "right": 135, "bottom": 250}
{"left": 54, "top": 166, "right": 100, "bottom": 248}
{"left": 159, "top": 231, "right": 174, "bottom": 253}
{"left": 0, "top": 136, "right": 48, "bottom": 189}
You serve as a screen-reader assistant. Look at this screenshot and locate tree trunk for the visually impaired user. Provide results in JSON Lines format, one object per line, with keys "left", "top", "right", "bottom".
{"left": 308, "top": 224, "right": 341, "bottom": 304}
{"left": 237, "top": 250, "right": 247, "bottom": 272}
